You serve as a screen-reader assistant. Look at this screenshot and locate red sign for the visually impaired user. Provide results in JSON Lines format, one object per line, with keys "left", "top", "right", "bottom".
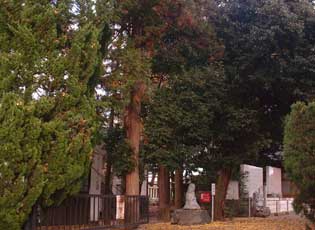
{"left": 200, "top": 192, "right": 211, "bottom": 203}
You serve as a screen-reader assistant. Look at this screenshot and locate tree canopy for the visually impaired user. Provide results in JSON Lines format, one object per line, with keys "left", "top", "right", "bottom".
{"left": 284, "top": 102, "right": 315, "bottom": 223}
{"left": 216, "top": 0, "right": 315, "bottom": 165}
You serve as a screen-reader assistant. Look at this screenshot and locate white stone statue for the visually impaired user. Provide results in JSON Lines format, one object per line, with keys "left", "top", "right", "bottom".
{"left": 183, "top": 183, "right": 201, "bottom": 210}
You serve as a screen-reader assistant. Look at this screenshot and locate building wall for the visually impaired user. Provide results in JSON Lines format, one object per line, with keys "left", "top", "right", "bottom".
{"left": 89, "top": 146, "right": 105, "bottom": 221}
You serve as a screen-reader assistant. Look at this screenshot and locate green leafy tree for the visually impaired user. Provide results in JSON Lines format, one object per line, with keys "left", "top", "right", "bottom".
{"left": 215, "top": 0, "right": 315, "bottom": 165}
{"left": 144, "top": 65, "right": 264, "bottom": 219}
{"left": 0, "top": 1, "right": 111, "bottom": 228}
{"left": 140, "top": 0, "right": 225, "bottom": 219}
{"left": 144, "top": 66, "right": 226, "bottom": 171}
{"left": 208, "top": 0, "right": 315, "bottom": 219}
{"left": 103, "top": 125, "right": 134, "bottom": 177}
{"left": 284, "top": 102, "right": 315, "bottom": 223}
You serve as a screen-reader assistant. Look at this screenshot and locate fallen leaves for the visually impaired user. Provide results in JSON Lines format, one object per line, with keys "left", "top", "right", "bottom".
{"left": 138, "top": 215, "right": 308, "bottom": 230}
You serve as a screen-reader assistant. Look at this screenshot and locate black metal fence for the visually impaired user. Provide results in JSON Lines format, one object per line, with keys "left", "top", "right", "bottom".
{"left": 25, "top": 195, "right": 149, "bottom": 230}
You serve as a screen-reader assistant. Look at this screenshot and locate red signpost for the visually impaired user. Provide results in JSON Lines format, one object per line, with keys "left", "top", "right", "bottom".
{"left": 200, "top": 192, "right": 211, "bottom": 203}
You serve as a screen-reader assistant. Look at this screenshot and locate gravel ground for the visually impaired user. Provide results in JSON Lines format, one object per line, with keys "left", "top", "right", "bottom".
{"left": 137, "top": 214, "right": 311, "bottom": 230}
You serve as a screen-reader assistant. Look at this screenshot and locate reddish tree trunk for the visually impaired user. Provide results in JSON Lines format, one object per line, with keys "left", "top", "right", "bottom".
{"left": 124, "top": 81, "right": 146, "bottom": 195}
{"left": 158, "top": 165, "right": 170, "bottom": 221}
{"left": 214, "top": 168, "right": 232, "bottom": 220}
{"left": 175, "top": 169, "right": 183, "bottom": 209}
{"left": 104, "top": 161, "right": 112, "bottom": 194}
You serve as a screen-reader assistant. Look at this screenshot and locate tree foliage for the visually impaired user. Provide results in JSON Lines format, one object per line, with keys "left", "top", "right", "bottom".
{"left": 0, "top": 1, "right": 111, "bottom": 228}
{"left": 144, "top": 66, "right": 225, "bottom": 170}
{"left": 143, "top": 0, "right": 265, "bottom": 175}
{"left": 216, "top": 0, "right": 315, "bottom": 164}
{"left": 103, "top": 126, "right": 135, "bottom": 176}
{"left": 284, "top": 102, "right": 315, "bottom": 223}
{"left": 144, "top": 65, "right": 264, "bottom": 174}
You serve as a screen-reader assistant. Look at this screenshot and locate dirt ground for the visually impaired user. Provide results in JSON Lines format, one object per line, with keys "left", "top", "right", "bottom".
{"left": 137, "top": 214, "right": 310, "bottom": 230}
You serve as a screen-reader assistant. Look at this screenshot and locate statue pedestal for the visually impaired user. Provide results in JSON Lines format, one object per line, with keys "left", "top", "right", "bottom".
{"left": 171, "top": 209, "right": 211, "bottom": 225}
{"left": 173, "top": 183, "right": 210, "bottom": 225}
{"left": 254, "top": 206, "right": 271, "bottom": 217}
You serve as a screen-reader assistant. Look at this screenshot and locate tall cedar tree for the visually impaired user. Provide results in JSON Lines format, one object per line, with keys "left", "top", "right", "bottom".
{"left": 100, "top": 0, "right": 156, "bottom": 196}
{"left": 99, "top": 0, "right": 171, "bottom": 198}
{"left": 0, "top": 1, "right": 111, "bottom": 229}
{"left": 105, "top": 0, "right": 217, "bottom": 197}
{"left": 143, "top": 0, "right": 218, "bottom": 220}
{"left": 141, "top": 0, "right": 224, "bottom": 220}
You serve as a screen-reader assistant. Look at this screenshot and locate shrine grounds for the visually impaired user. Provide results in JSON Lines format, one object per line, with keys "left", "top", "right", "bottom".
{"left": 137, "top": 214, "right": 311, "bottom": 230}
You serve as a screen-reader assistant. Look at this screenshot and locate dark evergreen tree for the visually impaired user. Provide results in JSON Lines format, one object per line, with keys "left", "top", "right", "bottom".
{"left": 215, "top": 0, "right": 315, "bottom": 165}
{"left": 209, "top": 0, "right": 315, "bottom": 218}
{"left": 141, "top": 0, "right": 226, "bottom": 219}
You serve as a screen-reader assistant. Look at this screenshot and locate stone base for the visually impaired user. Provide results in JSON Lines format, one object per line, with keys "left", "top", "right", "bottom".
{"left": 254, "top": 206, "right": 271, "bottom": 217}
{"left": 171, "top": 209, "right": 211, "bottom": 225}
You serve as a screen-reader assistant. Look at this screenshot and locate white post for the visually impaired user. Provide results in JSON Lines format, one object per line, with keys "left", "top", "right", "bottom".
{"left": 211, "top": 196, "right": 214, "bottom": 222}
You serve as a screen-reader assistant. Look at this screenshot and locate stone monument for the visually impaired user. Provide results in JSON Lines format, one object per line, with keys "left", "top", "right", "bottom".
{"left": 240, "top": 164, "right": 263, "bottom": 198}
{"left": 226, "top": 181, "right": 240, "bottom": 200}
{"left": 183, "top": 183, "right": 201, "bottom": 209}
{"left": 171, "top": 183, "right": 210, "bottom": 225}
{"left": 253, "top": 190, "right": 271, "bottom": 217}
{"left": 266, "top": 166, "right": 282, "bottom": 197}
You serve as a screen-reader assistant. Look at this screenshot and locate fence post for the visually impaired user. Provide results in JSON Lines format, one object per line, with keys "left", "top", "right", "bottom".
{"left": 263, "top": 185, "right": 267, "bottom": 208}
{"left": 147, "top": 196, "right": 150, "bottom": 223}
{"left": 23, "top": 205, "right": 37, "bottom": 230}
{"left": 248, "top": 197, "right": 251, "bottom": 217}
